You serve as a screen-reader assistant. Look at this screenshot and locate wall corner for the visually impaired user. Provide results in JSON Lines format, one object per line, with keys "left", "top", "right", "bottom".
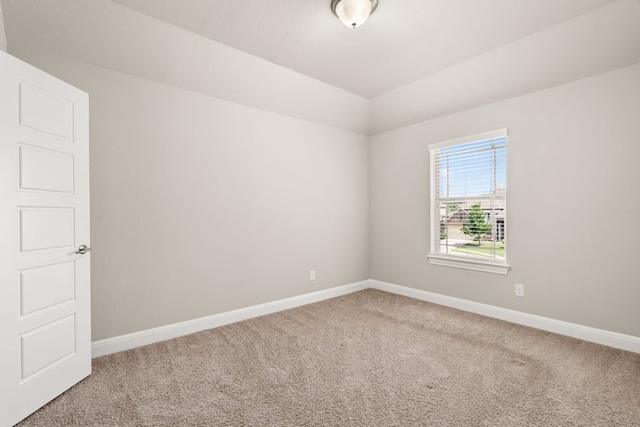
{"left": 0, "top": 1, "right": 8, "bottom": 52}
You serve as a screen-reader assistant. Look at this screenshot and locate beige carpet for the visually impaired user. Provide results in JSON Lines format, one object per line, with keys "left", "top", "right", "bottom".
{"left": 18, "top": 289, "right": 640, "bottom": 426}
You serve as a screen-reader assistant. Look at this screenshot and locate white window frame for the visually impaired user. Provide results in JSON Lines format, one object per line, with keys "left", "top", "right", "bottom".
{"left": 428, "top": 129, "right": 510, "bottom": 275}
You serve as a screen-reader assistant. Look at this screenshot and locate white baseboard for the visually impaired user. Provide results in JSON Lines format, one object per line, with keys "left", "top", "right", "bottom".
{"left": 91, "top": 280, "right": 370, "bottom": 357}
{"left": 370, "top": 279, "right": 640, "bottom": 354}
{"left": 92, "top": 278, "right": 640, "bottom": 357}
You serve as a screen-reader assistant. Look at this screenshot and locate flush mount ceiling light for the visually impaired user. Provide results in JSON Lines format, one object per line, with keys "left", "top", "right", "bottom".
{"left": 331, "top": 0, "right": 378, "bottom": 29}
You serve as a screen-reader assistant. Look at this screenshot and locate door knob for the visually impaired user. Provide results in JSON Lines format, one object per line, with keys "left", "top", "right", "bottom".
{"left": 76, "top": 244, "right": 92, "bottom": 254}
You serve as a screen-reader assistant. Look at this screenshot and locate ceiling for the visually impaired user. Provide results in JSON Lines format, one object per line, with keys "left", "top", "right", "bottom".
{"left": 105, "top": 0, "right": 616, "bottom": 98}
{"left": 1, "top": 0, "right": 619, "bottom": 99}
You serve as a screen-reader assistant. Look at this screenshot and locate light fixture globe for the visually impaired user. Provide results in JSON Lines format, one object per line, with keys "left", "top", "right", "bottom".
{"left": 331, "top": 0, "right": 378, "bottom": 29}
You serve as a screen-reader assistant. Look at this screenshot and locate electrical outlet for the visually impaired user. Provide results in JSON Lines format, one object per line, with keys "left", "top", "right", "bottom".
{"left": 515, "top": 283, "right": 525, "bottom": 297}
{"left": 310, "top": 270, "right": 316, "bottom": 281}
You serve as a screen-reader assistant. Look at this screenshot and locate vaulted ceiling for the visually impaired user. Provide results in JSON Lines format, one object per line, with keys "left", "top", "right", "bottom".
{"left": 2, "top": 0, "right": 617, "bottom": 98}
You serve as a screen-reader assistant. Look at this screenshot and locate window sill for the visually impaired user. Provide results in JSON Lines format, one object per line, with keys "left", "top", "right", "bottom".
{"left": 427, "top": 254, "right": 510, "bottom": 275}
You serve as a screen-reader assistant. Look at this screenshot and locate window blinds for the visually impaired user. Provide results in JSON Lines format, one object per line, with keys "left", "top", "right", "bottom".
{"left": 429, "top": 129, "right": 507, "bottom": 262}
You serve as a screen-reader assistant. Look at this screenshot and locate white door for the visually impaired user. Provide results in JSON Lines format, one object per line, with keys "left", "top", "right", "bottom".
{"left": 0, "top": 51, "right": 91, "bottom": 427}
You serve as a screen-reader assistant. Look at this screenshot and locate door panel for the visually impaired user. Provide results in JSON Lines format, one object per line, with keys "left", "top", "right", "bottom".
{"left": 21, "top": 315, "right": 76, "bottom": 379}
{"left": 19, "top": 208, "right": 75, "bottom": 252}
{"left": 19, "top": 145, "right": 75, "bottom": 193}
{"left": 20, "top": 262, "right": 76, "bottom": 315}
{"left": 0, "top": 50, "right": 90, "bottom": 427}
{"left": 18, "top": 81, "right": 74, "bottom": 140}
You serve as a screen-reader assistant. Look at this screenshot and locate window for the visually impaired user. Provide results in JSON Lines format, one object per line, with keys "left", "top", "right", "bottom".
{"left": 428, "top": 129, "right": 509, "bottom": 274}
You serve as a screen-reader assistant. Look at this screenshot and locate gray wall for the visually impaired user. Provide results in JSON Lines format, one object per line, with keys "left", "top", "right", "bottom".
{"left": 7, "top": 1, "right": 640, "bottom": 342}
{"left": 370, "top": 63, "right": 640, "bottom": 337}
{"left": 0, "top": 1, "right": 7, "bottom": 52}
{"left": 19, "top": 52, "right": 640, "bottom": 341}
{"left": 21, "top": 53, "right": 370, "bottom": 341}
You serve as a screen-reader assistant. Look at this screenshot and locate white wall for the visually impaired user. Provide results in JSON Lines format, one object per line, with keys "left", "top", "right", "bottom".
{"left": 19, "top": 51, "right": 370, "bottom": 341}
{"left": 370, "top": 0, "right": 640, "bottom": 135}
{"left": 370, "top": 63, "right": 640, "bottom": 337}
{"left": 0, "top": 1, "right": 7, "bottom": 52}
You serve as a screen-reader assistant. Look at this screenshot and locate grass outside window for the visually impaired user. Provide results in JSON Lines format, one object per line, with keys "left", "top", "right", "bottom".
{"left": 451, "top": 241, "right": 505, "bottom": 258}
